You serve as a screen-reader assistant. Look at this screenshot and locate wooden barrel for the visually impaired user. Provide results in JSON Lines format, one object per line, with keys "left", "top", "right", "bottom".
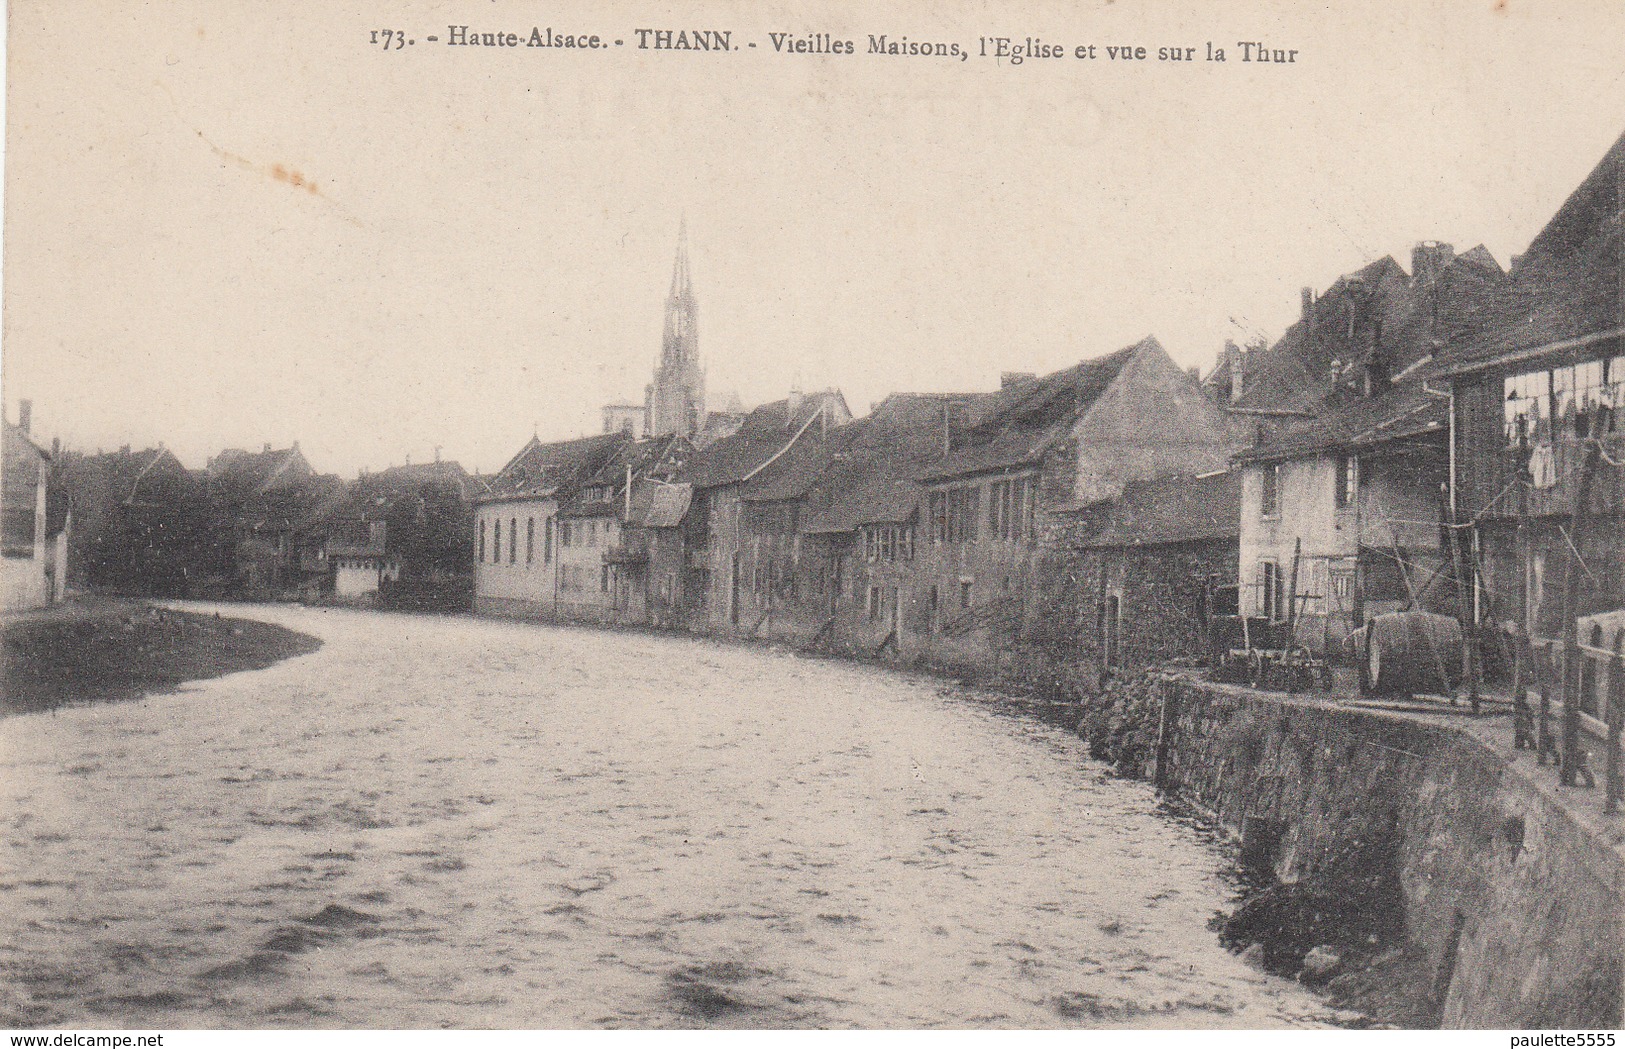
{"left": 1361, "top": 611, "right": 1464, "bottom": 697}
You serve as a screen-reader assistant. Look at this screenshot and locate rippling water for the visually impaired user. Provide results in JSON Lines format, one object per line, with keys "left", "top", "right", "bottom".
{"left": 0, "top": 604, "right": 1338, "bottom": 1028}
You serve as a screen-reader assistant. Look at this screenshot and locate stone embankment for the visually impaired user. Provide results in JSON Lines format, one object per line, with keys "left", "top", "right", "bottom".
{"left": 1079, "top": 669, "right": 1624, "bottom": 1029}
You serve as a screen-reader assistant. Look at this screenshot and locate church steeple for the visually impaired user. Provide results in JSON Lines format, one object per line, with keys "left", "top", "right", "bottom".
{"left": 648, "top": 218, "right": 706, "bottom": 438}
{"left": 662, "top": 217, "right": 698, "bottom": 368}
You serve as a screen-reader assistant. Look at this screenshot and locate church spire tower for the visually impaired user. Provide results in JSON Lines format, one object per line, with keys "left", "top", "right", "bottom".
{"left": 647, "top": 218, "right": 706, "bottom": 438}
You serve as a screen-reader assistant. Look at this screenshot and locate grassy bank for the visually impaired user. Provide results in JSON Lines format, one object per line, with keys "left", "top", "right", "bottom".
{"left": 1, "top": 599, "right": 322, "bottom": 716}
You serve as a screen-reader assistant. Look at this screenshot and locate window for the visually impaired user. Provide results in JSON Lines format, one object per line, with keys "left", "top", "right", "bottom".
{"left": 867, "top": 585, "right": 881, "bottom": 620}
{"left": 587, "top": 520, "right": 597, "bottom": 546}
{"left": 526, "top": 518, "right": 535, "bottom": 563}
{"left": 1260, "top": 464, "right": 1280, "bottom": 518}
{"left": 509, "top": 517, "right": 517, "bottom": 563}
{"left": 1335, "top": 456, "right": 1358, "bottom": 511}
{"left": 931, "top": 486, "right": 981, "bottom": 543}
{"left": 959, "top": 580, "right": 973, "bottom": 609}
{"left": 544, "top": 517, "right": 554, "bottom": 563}
{"left": 928, "top": 584, "right": 939, "bottom": 612}
{"left": 988, "top": 476, "right": 1035, "bottom": 541}
{"left": 1504, "top": 370, "right": 1549, "bottom": 446}
{"left": 1257, "top": 560, "right": 1283, "bottom": 621}
{"left": 479, "top": 519, "right": 486, "bottom": 563}
{"left": 601, "top": 565, "right": 611, "bottom": 593}
{"left": 862, "top": 523, "right": 916, "bottom": 562}
{"left": 560, "top": 521, "right": 571, "bottom": 548}
{"left": 493, "top": 519, "right": 501, "bottom": 564}
{"left": 1506, "top": 358, "right": 1623, "bottom": 446}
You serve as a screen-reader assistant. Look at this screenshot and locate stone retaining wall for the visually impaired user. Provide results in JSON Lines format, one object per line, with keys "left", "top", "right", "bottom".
{"left": 1153, "top": 673, "right": 1623, "bottom": 1028}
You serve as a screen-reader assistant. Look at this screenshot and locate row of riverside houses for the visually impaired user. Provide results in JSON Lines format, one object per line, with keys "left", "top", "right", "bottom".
{"left": 473, "top": 129, "right": 1623, "bottom": 701}
{"left": 41, "top": 438, "right": 482, "bottom": 609}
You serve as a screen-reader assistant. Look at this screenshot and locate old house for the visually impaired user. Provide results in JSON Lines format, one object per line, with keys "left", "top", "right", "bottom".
{"left": 620, "top": 478, "right": 697, "bottom": 629}
{"left": 1441, "top": 130, "right": 1624, "bottom": 661}
{"left": 912, "top": 337, "right": 1247, "bottom": 675}
{"left": 1235, "top": 388, "right": 1453, "bottom": 653}
{"left": 553, "top": 435, "right": 686, "bottom": 623}
{"left": 1207, "top": 241, "right": 1505, "bottom": 413}
{"left": 791, "top": 391, "right": 998, "bottom": 656}
{"left": 59, "top": 444, "right": 202, "bottom": 597}
{"left": 201, "top": 442, "right": 337, "bottom": 599}
{"left": 472, "top": 432, "right": 626, "bottom": 619}
{"left": 2, "top": 401, "right": 66, "bottom": 610}
{"left": 1226, "top": 242, "right": 1510, "bottom": 652}
{"left": 322, "top": 459, "right": 477, "bottom": 609}
{"left": 684, "top": 389, "right": 852, "bottom": 633}
{"left": 1032, "top": 469, "right": 1242, "bottom": 692}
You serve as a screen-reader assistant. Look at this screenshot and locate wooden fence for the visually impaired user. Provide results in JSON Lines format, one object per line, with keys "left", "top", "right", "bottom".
{"left": 1525, "top": 628, "right": 1624, "bottom": 811}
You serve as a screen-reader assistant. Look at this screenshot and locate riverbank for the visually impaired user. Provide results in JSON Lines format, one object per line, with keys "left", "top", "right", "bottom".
{"left": 1, "top": 598, "right": 322, "bottom": 716}
{"left": 1079, "top": 668, "right": 1624, "bottom": 1029}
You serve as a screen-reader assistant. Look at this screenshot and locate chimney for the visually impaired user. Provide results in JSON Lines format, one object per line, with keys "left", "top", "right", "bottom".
{"left": 1000, "top": 371, "right": 1036, "bottom": 390}
{"left": 434, "top": 445, "right": 442, "bottom": 463}
{"left": 263, "top": 442, "right": 272, "bottom": 453}
{"left": 942, "top": 400, "right": 970, "bottom": 458}
{"left": 120, "top": 444, "right": 131, "bottom": 455}
{"left": 51, "top": 438, "right": 60, "bottom": 458}
{"left": 1223, "top": 340, "right": 1246, "bottom": 404}
{"left": 1185, "top": 366, "right": 1201, "bottom": 382}
{"left": 786, "top": 387, "right": 804, "bottom": 425}
{"left": 1411, "top": 241, "right": 1453, "bottom": 287}
{"left": 17, "top": 399, "right": 31, "bottom": 435}
{"left": 1300, "top": 286, "right": 1315, "bottom": 320}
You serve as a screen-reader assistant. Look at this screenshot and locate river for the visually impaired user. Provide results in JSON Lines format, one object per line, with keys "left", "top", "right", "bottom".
{"left": 0, "top": 604, "right": 1341, "bottom": 1028}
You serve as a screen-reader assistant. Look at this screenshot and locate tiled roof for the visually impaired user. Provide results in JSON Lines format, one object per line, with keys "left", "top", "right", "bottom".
{"left": 798, "top": 393, "right": 980, "bottom": 533}
{"left": 686, "top": 390, "right": 846, "bottom": 490}
{"left": 72, "top": 447, "right": 184, "bottom": 505}
{"left": 1437, "top": 131, "right": 1623, "bottom": 372}
{"left": 916, "top": 342, "right": 1144, "bottom": 483}
{"left": 4, "top": 421, "right": 50, "bottom": 463}
{"left": 207, "top": 446, "right": 311, "bottom": 496}
{"left": 483, "top": 432, "right": 627, "bottom": 501}
{"left": 1233, "top": 249, "right": 1508, "bottom": 412}
{"left": 627, "top": 482, "right": 692, "bottom": 528}
{"left": 370, "top": 460, "right": 473, "bottom": 497}
{"left": 1079, "top": 470, "right": 1241, "bottom": 548}
{"left": 1235, "top": 385, "right": 1448, "bottom": 463}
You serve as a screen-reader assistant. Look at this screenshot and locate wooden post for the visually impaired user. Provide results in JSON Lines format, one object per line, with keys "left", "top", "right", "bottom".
{"left": 1443, "top": 486, "right": 1481, "bottom": 714}
{"left": 1607, "top": 627, "right": 1623, "bottom": 814}
{"left": 1537, "top": 641, "right": 1555, "bottom": 766}
{"left": 1286, "top": 537, "right": 1303, "bottom": 641}
{"left": 1512, "top": 628, "right": 1535, "bottom": 750}
{"left": 1559, "top": 416, "right": 1603, "bottom": 788}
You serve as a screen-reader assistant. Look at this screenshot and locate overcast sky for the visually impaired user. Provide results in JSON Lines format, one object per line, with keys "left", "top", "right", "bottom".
{"left": 5, "top": 0, "right": 1625, "bottom": 476}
